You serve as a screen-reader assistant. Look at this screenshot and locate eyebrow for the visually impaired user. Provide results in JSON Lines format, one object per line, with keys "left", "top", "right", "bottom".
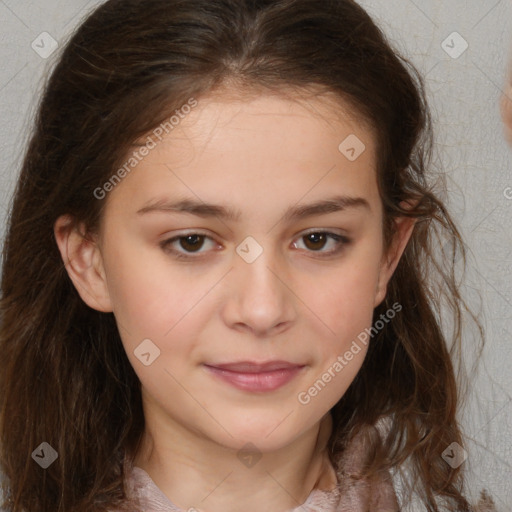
{"left": 136, "top": 194, "right": 371, "bottom": 222}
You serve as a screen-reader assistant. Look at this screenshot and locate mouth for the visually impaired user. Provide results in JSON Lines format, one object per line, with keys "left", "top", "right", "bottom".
{"left": 205, "top": 360, "right": 305, "bottom": 373}
{"left": 203, "top": 361, "right": 306, "bottom": 392}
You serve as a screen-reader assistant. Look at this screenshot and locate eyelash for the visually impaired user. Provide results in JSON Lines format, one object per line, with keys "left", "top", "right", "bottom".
{"left": 159, "top": 230, "right": 351, "bottom": 260}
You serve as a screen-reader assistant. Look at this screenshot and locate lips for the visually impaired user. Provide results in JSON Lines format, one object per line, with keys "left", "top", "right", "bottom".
{"left": 203, "top": 361, "right": 306, "bottom": 392}
{"left": 204, "top": 361, "right": 304, "bottom": 373}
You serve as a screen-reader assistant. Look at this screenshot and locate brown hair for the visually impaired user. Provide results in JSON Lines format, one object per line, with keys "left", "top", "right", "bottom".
{"left": 0, "top": 0, "right": 485, "bottom": 511}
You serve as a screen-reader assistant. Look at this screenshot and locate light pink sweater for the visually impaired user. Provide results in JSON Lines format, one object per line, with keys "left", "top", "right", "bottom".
{"left": 123, "top": 465, "right": 345, "bottom": 512}
{"left": 120, "top": 462, "right": 497, "bottom": 512}
{"left": 118, "top": 423, "right": 400, "bottom": 512}
{"left": 117, "top": 420, "right": 497, "bottom": 512}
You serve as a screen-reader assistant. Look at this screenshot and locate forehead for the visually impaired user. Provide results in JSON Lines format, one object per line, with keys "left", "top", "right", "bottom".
{"left": 104, "top": 87, "right": 379, "bottom": 222}
{"left": 174, "top": 86, "right": 374, "bottom": 146}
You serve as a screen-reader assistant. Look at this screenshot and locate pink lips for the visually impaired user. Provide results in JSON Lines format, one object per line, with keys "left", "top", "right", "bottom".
{"left": 203, "top": 361, "right": 305, "bottom": 392}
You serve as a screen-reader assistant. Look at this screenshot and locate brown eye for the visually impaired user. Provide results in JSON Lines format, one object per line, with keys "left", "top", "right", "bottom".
{"left": 160, "top": 232, "right": 217, "bottom": 259}
{"left": 303, "top": 233, "right": 329, "bottom": 251}
{"left": 178, "top": 234, "right": 206, "bottom": 252}
{"left": 292, "top": 231, "right": 350, "bottom": 257}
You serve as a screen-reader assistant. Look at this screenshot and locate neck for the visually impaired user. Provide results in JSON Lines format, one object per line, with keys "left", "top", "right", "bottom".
{"left": 131, "top": 412, "right": 338, "bottom": 512}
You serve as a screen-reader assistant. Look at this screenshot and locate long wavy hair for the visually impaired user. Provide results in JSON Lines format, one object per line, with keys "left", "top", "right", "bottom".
{"left": 0, "top": 0, "right": 485, "bottom": 511}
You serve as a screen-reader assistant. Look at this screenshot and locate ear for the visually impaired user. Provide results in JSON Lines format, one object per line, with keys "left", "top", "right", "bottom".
{"left": 54, "top": 214, "right": 113, "bottom": 312}
{"left": 373, "top": 201, "right": 417, "bottom": 308}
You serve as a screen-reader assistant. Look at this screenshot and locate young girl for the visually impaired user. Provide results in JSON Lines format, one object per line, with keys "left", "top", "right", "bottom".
{"left": 0, "top": 0, "right": 495, "bottom": 511}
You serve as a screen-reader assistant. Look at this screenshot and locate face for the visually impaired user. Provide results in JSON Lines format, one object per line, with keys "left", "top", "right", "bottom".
{"left": 56, "top": 88, "right": 414, "bottom": 453}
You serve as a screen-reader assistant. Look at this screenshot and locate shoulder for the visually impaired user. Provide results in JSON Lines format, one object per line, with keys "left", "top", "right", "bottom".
{"left": 334, "top": 419, "right": 500, "bottom": 512}
{"left": 334, "top": 419, "right": 399, "bottom": 512}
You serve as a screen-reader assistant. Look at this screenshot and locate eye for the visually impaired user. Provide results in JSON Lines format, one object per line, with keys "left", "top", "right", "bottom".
{"left": 160, "top": 232, "right": 218, "bottom": 259}
{"left": 159, "top": 230, "right": 351, "bottom": 261}
{"left": 291, "top": 231, "right": 350, "bottom": 256}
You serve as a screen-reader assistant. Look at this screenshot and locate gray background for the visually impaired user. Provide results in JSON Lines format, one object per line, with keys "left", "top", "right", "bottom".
{"left": 0, "top": 0, "right": 511, "bottom": 510}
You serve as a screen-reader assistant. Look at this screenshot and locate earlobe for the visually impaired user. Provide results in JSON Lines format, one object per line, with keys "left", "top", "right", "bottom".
{"left": 53, "top": 214, "right": 113, "bottom": 312}
{"left": 374, "top": 209, "right": 417, "bottom": 308}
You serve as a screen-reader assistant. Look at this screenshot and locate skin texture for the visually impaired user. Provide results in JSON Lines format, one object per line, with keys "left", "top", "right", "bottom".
{"left": 54, "top": 89, "right": 416, "bottom": 512}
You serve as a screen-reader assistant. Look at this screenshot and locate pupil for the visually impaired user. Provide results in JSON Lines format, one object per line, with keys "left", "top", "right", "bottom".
{"left": 181, "top": 235, "right": 203, "bottom": 252}
{"left": 306, "top": 233, "right": 326, "bottom": 250}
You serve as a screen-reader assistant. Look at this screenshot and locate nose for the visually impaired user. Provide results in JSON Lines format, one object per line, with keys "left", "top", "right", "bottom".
{"left": 221, "top": 244, "right": 296, "bottom": 337}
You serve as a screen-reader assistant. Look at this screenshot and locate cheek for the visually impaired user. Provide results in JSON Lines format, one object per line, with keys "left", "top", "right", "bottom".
{"left": 303, "top": 252, "right": 381, "bottom": 352}
{"left": 297, "top": 267, "right": 377, "bottom": 407}
{"left": 102, "top": 235, "right": 215, "bottom": 349}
